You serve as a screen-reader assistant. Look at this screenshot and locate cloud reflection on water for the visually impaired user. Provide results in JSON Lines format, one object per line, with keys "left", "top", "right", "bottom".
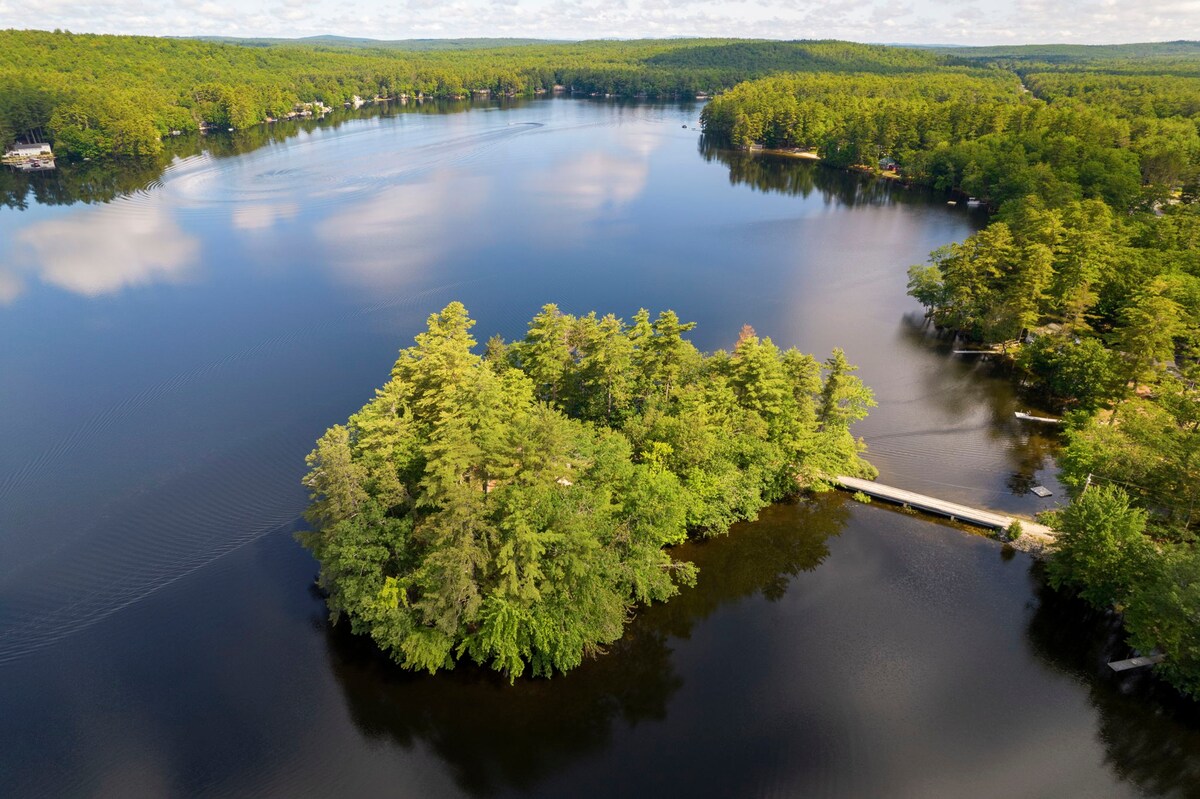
{"left": 524, "top": 133, "right": 659, "bottom": 244}
{"left": 6, "top": 205, "right": 199, "bottom": 301}
{"left": 314, "top": 171, "right": 490, "bottom": 293}
{"left": 232, "top": 202, "right": 299, "bottom": 231}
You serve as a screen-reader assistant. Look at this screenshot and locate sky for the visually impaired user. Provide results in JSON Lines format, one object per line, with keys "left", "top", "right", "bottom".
{"left": 0, "top": 0, "right": 1197, "bottom": 45}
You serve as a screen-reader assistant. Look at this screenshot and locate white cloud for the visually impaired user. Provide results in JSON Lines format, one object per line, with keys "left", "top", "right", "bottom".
{"left": 1, "top": 0, "right": 1196, "bottom": 43}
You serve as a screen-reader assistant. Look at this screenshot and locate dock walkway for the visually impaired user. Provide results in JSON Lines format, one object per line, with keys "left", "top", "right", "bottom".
{"left": 1108, "top": 654, "right": 1166, "bottom": 672}
{"left": 835, "top": 476, "right": 1056, "bottom": 549}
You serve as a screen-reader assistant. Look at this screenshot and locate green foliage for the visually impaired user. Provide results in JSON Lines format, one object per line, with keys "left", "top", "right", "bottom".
{"left": 1113, "top": 279, "right": 1186, "bottom": 386}
{"left": 906, "top": 261, "right": 945, "bottom": 314}
{"left": 301, "top": 303, "right": 874, "bottom": 679}
{"left": 934, "top": 41, "right": 1200, "bottom": 64}
{"left": 1048, "top": 484, "right": 1200, "bottom": 698}
{"left": 0, "top": 31, "right": 959, "bottom": 158}
{"left": 700, "top": 47, "right": 1200, "bottom": 521}
{"left": 690, "top": 37, "right": 1200, "bottom": 699}
{"left": 1016, "top": 335, "right": 1119, "bottom": 411}
{"left": 48, "top": 94, "right": 164, "bottom": 158}
{"left": 1047, "top": 485, "right": 1154, "bottom": 608}
{"left": 1124, "top": 544, "right": 1200, "bottom": 699}
{"left": 1058, "top": 389, "right": 1200, "bottom": 539}
{"left": 905, "top": 200, "right": 1198, "bottom": 456}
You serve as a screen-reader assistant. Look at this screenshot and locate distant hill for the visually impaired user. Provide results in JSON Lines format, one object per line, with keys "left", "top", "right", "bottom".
{"left": 646, "top": 40, "right": 947, "bottom": 73}
{"left": 933, "top": 40, "right": 1200, "bottom": 61}
{"left": 187, "top": 35, "right": 571, "bottom": 50}
{"left": 930, "top": 40, "right": 1200, "bottom": 76}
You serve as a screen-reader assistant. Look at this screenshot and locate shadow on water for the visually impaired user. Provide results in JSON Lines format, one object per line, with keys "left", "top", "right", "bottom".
{"left": 323, "top": 496, "right": 849, "bottom": 797}
{"left": 1026, "top": 570, "right": 1200, "bottom": 799}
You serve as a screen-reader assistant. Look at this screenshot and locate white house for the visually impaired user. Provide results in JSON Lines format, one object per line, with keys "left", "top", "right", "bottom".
{"left": 4, "top": 142, "right": 53, "bottom": 159}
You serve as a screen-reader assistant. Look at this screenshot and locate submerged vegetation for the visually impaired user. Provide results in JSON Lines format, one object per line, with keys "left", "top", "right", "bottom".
{"left": 300, "top": 303, "right": 874, "bottom": 679}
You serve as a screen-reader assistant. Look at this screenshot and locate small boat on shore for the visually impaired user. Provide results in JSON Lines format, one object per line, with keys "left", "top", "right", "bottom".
{"left": 1015, "top": 411, "right": 1062, "bottom": 424}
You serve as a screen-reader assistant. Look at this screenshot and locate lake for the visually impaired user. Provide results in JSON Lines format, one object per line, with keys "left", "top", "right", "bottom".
{"left": 1, "top": 98, "right": 1197, "bottom": 797}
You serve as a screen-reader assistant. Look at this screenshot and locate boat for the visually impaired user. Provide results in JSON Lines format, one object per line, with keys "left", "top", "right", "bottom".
{"left": 1015, "top": 411, "right": 1062, "bottom": 424}
{"left": 966, "top": 197, "right": 982, "bottom": 208}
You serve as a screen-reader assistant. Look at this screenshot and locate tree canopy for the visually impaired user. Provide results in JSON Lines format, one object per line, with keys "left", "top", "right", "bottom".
{"left": 0, "top": 31, "right": 953, "bottom": 158}
{"left": 300, "top": 303, "right": 874, "bottom": 679}
{"left": 1048, "top": 485, "right": 1200, "bottom": 698}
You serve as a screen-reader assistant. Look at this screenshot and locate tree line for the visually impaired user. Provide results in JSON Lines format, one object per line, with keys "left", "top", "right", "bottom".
{"left": 700, "top": 70, "right": 1194, "bottom": 206}
{"left": 0, "top": 31, "right": 953, "bottom": 159}
{"left": 300, "top": 302, "right": 875, "bottom": 679}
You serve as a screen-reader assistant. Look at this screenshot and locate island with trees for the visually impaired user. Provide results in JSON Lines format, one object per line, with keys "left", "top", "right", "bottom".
{"left": 300, "top": 303, "right": 875, "bottom": 679}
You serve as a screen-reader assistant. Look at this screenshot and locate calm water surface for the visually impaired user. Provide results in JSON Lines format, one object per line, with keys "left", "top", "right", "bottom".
{"left": 1, "top": 99, "right": 1196, "bottom": 797}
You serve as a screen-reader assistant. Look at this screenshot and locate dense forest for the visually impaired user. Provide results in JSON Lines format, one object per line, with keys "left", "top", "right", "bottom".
{"left": 300, "top": 303, "right": 875, "bottom": 678}
{"left": 0, "top": 31, "right": 949, "bottom": 158}
{"left": 700, "top": 45, "right": 1200, "bottom": 698}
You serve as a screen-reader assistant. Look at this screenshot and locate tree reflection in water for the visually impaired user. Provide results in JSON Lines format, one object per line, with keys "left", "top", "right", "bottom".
{"left": 1026, "top": 571, "right": 1200, "bottom": 799}
{"left": 323, "top": 496, "right": 849, "bottom": 797}
{"left": 0, "top": 99, "right": 531, "bottom": 210}
{"left": 698, "top": 137, "right": 945, "bottom": 209}
{"left": 892, "top": 314, "right": 1065, "bottom": 497}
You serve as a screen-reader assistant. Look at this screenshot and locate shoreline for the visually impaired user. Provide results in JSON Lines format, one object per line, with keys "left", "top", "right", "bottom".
{"left": 747, "top": 146, "right": 914, "bottom": 185}
{"left": 751, "top": 146, "right": 821, "bottom": 160}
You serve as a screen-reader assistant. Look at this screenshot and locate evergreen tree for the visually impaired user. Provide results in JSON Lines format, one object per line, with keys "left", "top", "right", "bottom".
{"left": 1113, "top": 279, "right": 1184, "bottom": 387}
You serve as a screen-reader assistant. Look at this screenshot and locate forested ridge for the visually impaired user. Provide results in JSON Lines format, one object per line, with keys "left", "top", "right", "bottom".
{"left": 701, "top": 44, "right": 1200, "bottom": 698}
{"left": 934, "top": 40, "right": 1200, "bottom": 74}
{"left": 0, "top": 30, "right": 949, "bottom": 158}
{"left": 300, "top": 303, "right": 875, "bottom": 678}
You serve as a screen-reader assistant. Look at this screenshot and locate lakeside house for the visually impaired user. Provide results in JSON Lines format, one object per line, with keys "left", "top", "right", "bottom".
{"left": 2, "top": 142, "right": 55, "bottom": 171}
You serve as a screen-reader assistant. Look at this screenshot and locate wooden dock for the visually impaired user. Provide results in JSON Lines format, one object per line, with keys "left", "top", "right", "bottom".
{"left": 834, "top": 476, "right": 1056, "bottom": 546}
{"left": 1108, "top": 654, "right": 1166, "bottom": 672}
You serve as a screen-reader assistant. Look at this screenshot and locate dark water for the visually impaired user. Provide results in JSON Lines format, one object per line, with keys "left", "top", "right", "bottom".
{"left": 1, "top": 99, "right": 1196, "bottom": 797}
